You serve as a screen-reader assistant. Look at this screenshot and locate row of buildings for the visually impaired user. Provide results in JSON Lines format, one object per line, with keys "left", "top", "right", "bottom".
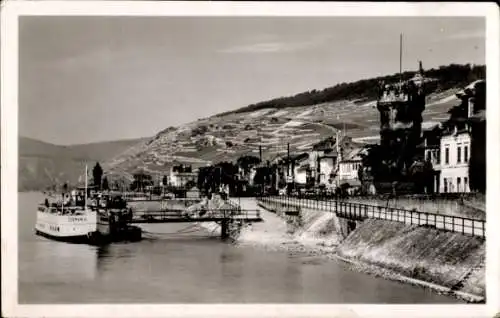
{"left": 152, "top": 72, "right": 486, "bottom": 196}
{"left": 424, "top": 79, "right": 486, "bottom": 193}
{"left": 237, "top": 132, "right": 366, "bottom": 193}
{"left": 239, "top": 77, "right": 485, "bottom": 195}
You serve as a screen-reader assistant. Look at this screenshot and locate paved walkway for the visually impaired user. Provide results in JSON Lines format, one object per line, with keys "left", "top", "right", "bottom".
{"left": 229, "top": 197, "right": 292, "bottom": 246}
{"left": 262, "top": 196, "right": 485, "bottom": 238}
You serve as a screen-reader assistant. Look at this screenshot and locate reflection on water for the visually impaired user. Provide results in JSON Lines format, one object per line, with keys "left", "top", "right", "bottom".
{"left": 19, "top": 192, "right": 461, "bottom": 304}
{"left": 284, "top": 260, "right": 303, "bottom": 301}
{"left": 95, "top": 245, "right": 110, "bottom": 276}
{"left": 22, "top": 240, "right": 98, "bottom": 284}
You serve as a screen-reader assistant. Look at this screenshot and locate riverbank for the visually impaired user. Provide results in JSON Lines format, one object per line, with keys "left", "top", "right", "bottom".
{"left": 236, "top": 198, "right": 484, "bottom": 303}
{"left": 336, "top": 219, "right": 485, "bottom": 302}
{"left": 19, "top": 193, "right": 461, "bottom": 304}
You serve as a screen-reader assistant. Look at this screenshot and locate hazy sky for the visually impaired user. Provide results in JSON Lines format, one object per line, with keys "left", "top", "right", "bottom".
{"left": 19, "top": 16, "right": 485, "bottom": 145}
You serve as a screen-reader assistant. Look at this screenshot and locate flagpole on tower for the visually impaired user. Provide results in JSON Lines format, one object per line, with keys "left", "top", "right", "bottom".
{"left": 399, "top": 33, "right": 403, "bottom": 83}
{"left": 84, "top": 164, "right": 88, "bottom": 210}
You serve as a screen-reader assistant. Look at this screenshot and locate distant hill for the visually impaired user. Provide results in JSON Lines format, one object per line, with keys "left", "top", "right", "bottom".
{"left": 64, "top": 138, "right": 151, "bottom": 163}
{"left": 19, "top": 137, "right": 76, "bottom": 159}
{"left": 19, "top": 136, "right": 149, "bottom": 191}
{"left": 104, "top": 63, "right": 483, "bottom": 181}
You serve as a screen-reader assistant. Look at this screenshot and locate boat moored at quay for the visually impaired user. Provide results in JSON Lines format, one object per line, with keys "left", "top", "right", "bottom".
{"left": 36, "top": 185, "right": 142, "bottom": 245}
{"left": 35, "top": 189, "right": 98, "bottom": 243}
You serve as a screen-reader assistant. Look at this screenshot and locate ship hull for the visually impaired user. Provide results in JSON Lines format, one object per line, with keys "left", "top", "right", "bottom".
{"left": 35, "top": 208, "right": 97, "bottom": 244}
{"left": 36, "top": 204, "right": 142, "bottom": 245}
{"left": 35, "top": 229, "right": 90, "bottom": 244}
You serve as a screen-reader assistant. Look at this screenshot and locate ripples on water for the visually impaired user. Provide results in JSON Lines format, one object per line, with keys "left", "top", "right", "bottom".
{"left": 18, "top": 192, "right": 460, "bottom": 303}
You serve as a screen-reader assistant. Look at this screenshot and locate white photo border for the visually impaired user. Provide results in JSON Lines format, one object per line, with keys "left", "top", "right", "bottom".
{"left": 2, "top": 1, "right": 499, "bottom": 317}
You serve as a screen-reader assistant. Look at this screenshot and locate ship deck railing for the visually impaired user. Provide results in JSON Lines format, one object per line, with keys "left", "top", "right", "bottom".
{"left": 37, "top": 204, "right": 90, "bottom": 215}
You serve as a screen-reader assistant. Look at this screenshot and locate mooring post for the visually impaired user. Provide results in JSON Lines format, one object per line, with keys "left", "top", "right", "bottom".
{"left": 221, "top": 219, "right": 229, "bottom": 240}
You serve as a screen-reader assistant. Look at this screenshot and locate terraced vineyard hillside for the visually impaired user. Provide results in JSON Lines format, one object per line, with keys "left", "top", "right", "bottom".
{"left": 104, "top": 88, "right": 462, "bottom": 180}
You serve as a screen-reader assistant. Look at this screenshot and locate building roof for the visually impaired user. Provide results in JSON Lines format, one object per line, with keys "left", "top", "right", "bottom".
{"left": 340, "top": 147, "right": 365, "bottom": 162}
{"left": 267, "top": 153, "right": 285, "bottom": 164}
{"left": 296, "top": 163, "right": 311, "bottom": 172}
{"left": 76, "top": 185, "right": 98, "bottom": 190}
{"left": 314, "top": 135, "right": 361, "bottom": 158}
{"left": 319, "top": 154, "right": 337, "bottom": 159}
{"left": 312, "top": 136, "right": 336, "bottom": 151}
{"left": 172, "top": 171, "right": 197, "bottom": 176}
{"left": 456, "top": 79, "right": 486, "bottom": 98}
{"left": 268, "top": 152, "right": 309, "bottom": 166}
{"left": 467, "top": 110, "right": 486, "bottom": 123}
{"left": 339, "top": 179, "right": 362, "bottom": 187}
{"left": 465, "top": 79, "right": 485, "bottom": 90}
{"left": 421, "top": 121, "right": 442, "bottom": 131}
{"left": 291, "top": 152, "right": 309, "bottom": 162}
{"left": 441, "top": 128, "right": 470, "bottom": 138}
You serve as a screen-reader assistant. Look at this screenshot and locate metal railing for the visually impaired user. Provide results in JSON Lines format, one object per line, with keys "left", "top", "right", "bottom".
{"left": 131, "top": 208, "right": 261, "bottom": 223}
{"left": 290, "top": 191, "right": 480, "bottom": 201}
{"left": 227, "top": 199, "right": 244, "bottom": 212}
{"left": 37, "top": 204, "right": 90, "bottom": 214}
{"left": 258, "top": 196, "right": 485, "bottom": 238}
{"left": 123, "top": 194, "right": 202, "bottom": 202}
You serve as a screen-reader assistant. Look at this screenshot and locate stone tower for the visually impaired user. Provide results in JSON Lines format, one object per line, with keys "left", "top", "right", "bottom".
{"left": 376, "top": 62, "right": 430, "bottom": 178}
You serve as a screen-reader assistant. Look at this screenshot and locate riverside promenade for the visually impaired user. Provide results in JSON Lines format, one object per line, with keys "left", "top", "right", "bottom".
{"left": 259, "top": 196, "right": 485, "bottom": 238}
{"left": 237, "top": 196, "right": 485, "bottom": 303}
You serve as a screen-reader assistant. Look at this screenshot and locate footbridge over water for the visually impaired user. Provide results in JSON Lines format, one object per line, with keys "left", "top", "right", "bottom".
{"left": 123, "top": 196, "right": 262, "bottom": 240}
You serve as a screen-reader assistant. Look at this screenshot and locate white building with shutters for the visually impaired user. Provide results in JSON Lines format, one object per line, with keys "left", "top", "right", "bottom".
{"left": 437, "top": 80, "right": 481, "bottom": 193}
{"left": 439, "top": 130, "right": 471, "bottom": 193}
{"left": 439, "top": 128, "right": 471, "bottom": 193}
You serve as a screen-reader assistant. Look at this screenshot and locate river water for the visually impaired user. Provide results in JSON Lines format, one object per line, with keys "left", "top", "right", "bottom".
{"left": 18, "top": 192, "right": 460, "bottom": 303}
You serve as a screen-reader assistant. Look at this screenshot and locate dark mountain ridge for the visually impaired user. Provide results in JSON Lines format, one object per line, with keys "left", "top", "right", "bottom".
{"left": 18, "top": 136, "right": 149, "bottom": 191}
{"left": 219, "top": 63, "right": 485, "bottom": 116}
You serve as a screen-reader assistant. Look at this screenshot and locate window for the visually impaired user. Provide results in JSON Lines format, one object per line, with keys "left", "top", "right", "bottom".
{"left": 445, "top": 148, "right": 449, "bottom": 165}
{"left": 443, "top": 178, "right": 448, "bottom": 193}
{"left": 464, "top": 177, "right": 468, "bottom": 192}
{"left": 457, "top": 146, "right": 461, "bottom": 163}
{"left": 457, "top": 177, "right": 461, "bottom": 192}
{"left": 464, "top": 146, "right": 469, "bottom": 163}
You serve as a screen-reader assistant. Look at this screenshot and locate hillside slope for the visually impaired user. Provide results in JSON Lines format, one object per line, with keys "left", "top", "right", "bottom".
{"left": 19, "top": 136, "right": 147, "bottom": 191}
{"left": 100, "top": 64, "right": 485, "bottom": 181}
{"left": 67, "top": 138, "right": 151, "bottom": 163}
{"left": 105, "top": 87, "right": 463, "bottom": 180}
{"left": 221, "top": 63, "right": 484, "bottom": 116}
